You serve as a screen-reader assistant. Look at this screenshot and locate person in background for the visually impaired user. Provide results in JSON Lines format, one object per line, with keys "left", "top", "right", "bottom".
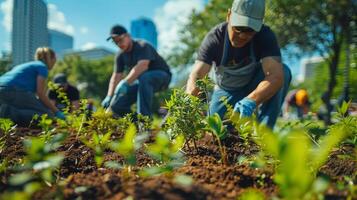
{"left": 284, "top": 89, "right": 310, "bottom": 119}
{"left": 48, "top": 73, "right": 80, "bottom": 111}
{"left": 102, "top": 25, "right": 171, "bottom": 118}
{"left": 0, "top": 47, "right": 65, "bottom": 126}
{"left": 185, "top": 0, "right": 291, "bottom": 129}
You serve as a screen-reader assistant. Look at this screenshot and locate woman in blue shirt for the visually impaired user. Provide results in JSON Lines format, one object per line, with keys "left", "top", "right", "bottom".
{"left": 0, "top": 47, "right": 65, "bottom": 126}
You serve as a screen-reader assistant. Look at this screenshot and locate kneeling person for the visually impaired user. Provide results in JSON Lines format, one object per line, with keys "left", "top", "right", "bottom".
{"left": 102, "top": 25, "right": 171, "bottom": 117}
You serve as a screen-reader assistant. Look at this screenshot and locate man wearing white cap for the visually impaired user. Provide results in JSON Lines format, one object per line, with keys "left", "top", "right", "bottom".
{"left": 186, "top": 0, "right": 291, "bottom": 128}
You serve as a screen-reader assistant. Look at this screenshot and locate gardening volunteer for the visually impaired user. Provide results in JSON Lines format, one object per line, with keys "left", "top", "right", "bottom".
{"left": 0, "top": 47, "right": 66, "bottom": 126}
{"left": 186, "top": 0, "right": 291, "bottom": 128}
{"left": 102, "top": 25, "right": 171, "bottom": 117}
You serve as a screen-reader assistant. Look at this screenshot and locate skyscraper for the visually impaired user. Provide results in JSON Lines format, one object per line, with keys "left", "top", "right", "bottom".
{"left": 48, "top": 29, "right": 74, "bottom": 59}
{"left": 130, "top": 18, "right": 158, "bottom": 49}
{"left": 12, "top": 0, "right": 48, "bottom": 66}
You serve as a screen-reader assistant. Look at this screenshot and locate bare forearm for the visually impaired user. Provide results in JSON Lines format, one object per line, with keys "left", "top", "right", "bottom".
{"left": 107, "top": 74, "right": 121, "bottom": 96}
{"left": 185, "top": 61, "right": 211, "bottom": 96}
{"left": 125, "top": 64, "right": 148, "bottom": 84}
{"left": 186, "top": 73, "right": 200, "bottom": 96}
{"left": 247, "top": 76, "right": 283, "bottom": 105}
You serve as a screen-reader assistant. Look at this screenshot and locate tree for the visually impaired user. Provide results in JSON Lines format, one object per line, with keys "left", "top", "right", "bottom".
{"left": 168, "top": 0, "right": 356, "bottom": 125}
{"left": 265, "top": 0, "right": 356, "bottom": 124}
{"left": 0, "top": 52, "right": 12, "bottom": 74}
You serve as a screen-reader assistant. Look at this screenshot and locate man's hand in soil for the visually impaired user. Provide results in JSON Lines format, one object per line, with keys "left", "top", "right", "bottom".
{"left": 233, "top": 97, "right": 256, "bottom": 118}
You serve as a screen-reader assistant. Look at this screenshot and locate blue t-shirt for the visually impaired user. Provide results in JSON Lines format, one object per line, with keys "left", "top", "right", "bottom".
{"left": 197, "top": 22, "right": 281, "bottom": 66}
{"left": 0, "top": 61, "right": 48, "bottom": 93}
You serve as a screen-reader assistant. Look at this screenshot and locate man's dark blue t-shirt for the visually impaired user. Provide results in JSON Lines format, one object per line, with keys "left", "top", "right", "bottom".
{"left": 114, "top": 40, "right": 171, "bottom": 75}
{"left": 197, "top": 22, "right": 281, "bottom": 67}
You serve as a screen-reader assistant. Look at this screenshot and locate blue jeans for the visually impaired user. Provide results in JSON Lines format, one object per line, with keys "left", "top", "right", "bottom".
{"left": 0, "top": 86, "right": 53, "bottom": 126}
{"left": 109, "top": 70, "right": 171, "bottom": 117}
{"left": 210, "top": 64, "right": 292, "bottom": 128}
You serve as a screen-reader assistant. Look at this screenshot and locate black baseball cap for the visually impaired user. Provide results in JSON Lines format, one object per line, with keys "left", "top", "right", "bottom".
{"left": 53, "top": 73, "right": 67, "bottom": 85}
{"left": 106, "top": 25, "right": 127, "bottom": 41}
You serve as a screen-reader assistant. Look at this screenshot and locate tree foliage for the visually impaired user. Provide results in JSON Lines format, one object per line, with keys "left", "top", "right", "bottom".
{"left": 51, "top": 55, "right": 114, "bottom": 100}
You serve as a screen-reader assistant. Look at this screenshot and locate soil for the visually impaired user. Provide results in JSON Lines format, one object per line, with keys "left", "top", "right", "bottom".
{"left": 0, "top": 128, "right": 356, "bottom": 200}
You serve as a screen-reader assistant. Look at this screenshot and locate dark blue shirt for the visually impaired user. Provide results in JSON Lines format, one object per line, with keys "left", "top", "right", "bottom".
{"left": 197, "top": 22, "right": 281, "bottom": 66}
{"left": 0, "top": 61, "right": 48, "bottom": 93}
{"left": 115, "top": 40, "right": 171, "bottom": 75}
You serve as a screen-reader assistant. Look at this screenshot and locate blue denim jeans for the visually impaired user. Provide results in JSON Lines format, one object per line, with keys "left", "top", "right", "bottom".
{"left": 210, "top": 64, "right": 292, "bottom": 128}
{"left": 109, "top": 70, "right": 171, "bottom": 117}
{"left": 0, "top": 86, "right": 53, "bottom": 126}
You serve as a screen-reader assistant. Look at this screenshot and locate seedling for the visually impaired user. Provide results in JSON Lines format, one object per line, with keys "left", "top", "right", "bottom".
{"left": 81, "top": 131, "right": 112, "bottom": 167}
{"left": 107, "top": 124, "right": 147, "bottom": 177}
{"left": 205, "top": 113, "right": 228, "bottom": 165}
{"left": 0, "top": 118, "right": 15, "bottom": 153}
{"left": 3, "top": 133, "right": 66, "bottom": 199}
{"left": 140, "top": 132, "right": 185, "bottom": 177}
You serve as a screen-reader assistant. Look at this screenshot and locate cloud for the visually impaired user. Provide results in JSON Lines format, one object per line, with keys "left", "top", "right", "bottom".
{"left": 81, "top": 42, "right": 97, "bottom": 50}
{"left": 48, "top": 4, "right": 74, "bottom": 35}
{"left": 154, "top": 0, "right": 205, "bottom": 55}
{"left": 80, "top": 27, "right": 89, "bottom": 34}
{"left": 0, "top": 0, "right": 13, "bottom": 32}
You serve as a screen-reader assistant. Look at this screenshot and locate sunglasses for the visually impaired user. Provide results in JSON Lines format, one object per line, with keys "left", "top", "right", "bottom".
{"left": 232, "top": 26, "right": 255, "bottom": 33}
{"left": 111, "top": 34, "right": 127, "bottom": 45}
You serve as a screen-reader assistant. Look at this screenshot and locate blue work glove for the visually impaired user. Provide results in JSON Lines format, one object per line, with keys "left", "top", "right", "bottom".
{"left": 114, "top": 79, "right": 130, "bottom": 95}
{"left": 55, "top": 111, "right": 66, "bottom": 120}
{"left": 233, "top": 97, "right": 257, "bottom": 118}
{"left": 101, "top": 96, "right": 112, "bottom": 109}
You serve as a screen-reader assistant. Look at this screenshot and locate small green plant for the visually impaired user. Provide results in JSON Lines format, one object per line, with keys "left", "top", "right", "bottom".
{"left": 163, "top": 89, "right": 206, "bottom": 151}
{"left": 140, "top": 132, "right": 185, "bottom": 177}
{"left": 196, "top": 75, "right": 214, "bottom": 115}
{"left": 205, "top": 113, "right": 228, "bottom": 165}
{"left": 106, "top": 124, "right": 147, "bottom": 177}
{"left": 221, "top": 96, "right": 257, "bottom": 145}
{"left": 48, "top": 81, "right": 71, "bottom": 114}
{"left": 2, "top": 133, "right": 66, "bottom": 199}
{"left": 254, "top": 122, "right": 351, "bottom": 199}
{"left": 81, "top": 131, "right": 112, "bottom": 168}
{"left": 0, "top": 118, "right": 15, "bottom": 153}
{"left": 0, "top": 118, "right": 15, "bottom": 134}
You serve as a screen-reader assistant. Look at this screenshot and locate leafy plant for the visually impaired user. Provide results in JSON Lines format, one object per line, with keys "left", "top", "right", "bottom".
{"left": 107, "top": 124, "right": 147, "bottom": 177}
{"left": 0, "top": 118, "right": 15, "bottom": 154}
{"left": 48, "top": 81, "right": 70, "bottom": 114}
{"left": 196, "top": 75, "right": 214, "bottom": 115}
{"left": 3, "top": 133, "right": 66, "bottom": 199}
{"left": 205, "top": 113, "right": 228, "bottom": 165}
{"left": 81, "top": 131, "right": 112, "bottom": 168}
{"left": 140, "top": 132, "right": 185, "bottom": 177}
{"left": 163, "top": 89, "right": 206, "bottom": 151}
{"left": 254, "top": 122, "right": 351, "bottom": 199}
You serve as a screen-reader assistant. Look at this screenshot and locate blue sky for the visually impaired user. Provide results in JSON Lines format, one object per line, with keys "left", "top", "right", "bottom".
{"left": 0, "top": 0, "right": 301, "bottom": 78}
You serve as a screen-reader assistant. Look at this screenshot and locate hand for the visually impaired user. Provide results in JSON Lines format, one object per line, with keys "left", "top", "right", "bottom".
{"left": 233, "top": 97, "right": 257, "bottom": 118}
{"left": 101, "top": 96, "right": 112, "bottom": 109}
{"left": 55, "top": 111, "right": 66, "bottom": 120}
{"left": 114, "top": 80, "right": 130, "bottom": 95}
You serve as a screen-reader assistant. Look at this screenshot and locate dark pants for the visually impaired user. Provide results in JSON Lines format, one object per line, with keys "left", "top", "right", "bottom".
{"left": 210, "top": 64, "right": 292, "bottom": 128}
{"left": 109, "top": 70, "right": 171, "bottom": 117}
{"left": 0, "top": 86, "right": 53, "bottom": 126}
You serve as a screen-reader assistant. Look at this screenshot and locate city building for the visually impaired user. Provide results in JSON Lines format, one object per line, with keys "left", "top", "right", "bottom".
{"left": 130, "top": 18, "right": 158, "bottom": 49}
{"left": 12, "top": 0, "right": 48, "bottom": 66}
{"left": 298, "top": 56, "right": 325, "bottom": 82}
{"left": 48, "top": 29, "right": 73, "bottom": 59}
{"left": 65, "top": 47, "right": 115, "bottom": 60}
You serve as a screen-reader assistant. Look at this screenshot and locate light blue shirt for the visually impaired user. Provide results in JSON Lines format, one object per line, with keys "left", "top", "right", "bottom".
{"left": 0, "top": 61, "right": 48, "bottom": 93}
